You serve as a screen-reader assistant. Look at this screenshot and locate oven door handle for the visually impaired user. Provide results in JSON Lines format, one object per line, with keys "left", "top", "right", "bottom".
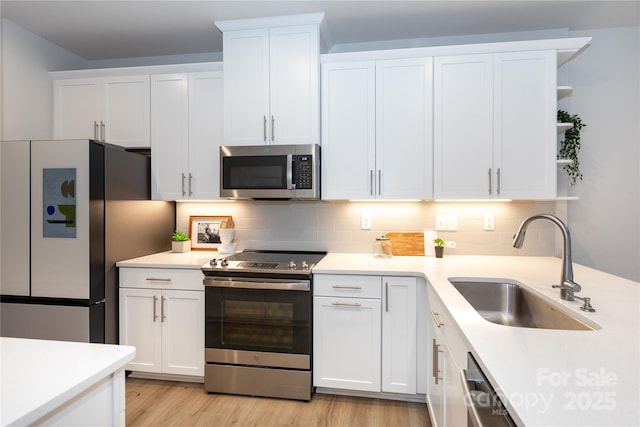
{"left": 204, "top": 278, "right": 310, "bottom": 291}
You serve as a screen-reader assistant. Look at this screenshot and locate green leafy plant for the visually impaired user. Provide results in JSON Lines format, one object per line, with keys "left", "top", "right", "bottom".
{"left": 433, "top": 238, "right": 446, "bottom": 247}
{"left": 558, "top": 110, "right": 586, "bottom": 186}
{"left": 172, "top": 230, "right": 190, "bottom": 242}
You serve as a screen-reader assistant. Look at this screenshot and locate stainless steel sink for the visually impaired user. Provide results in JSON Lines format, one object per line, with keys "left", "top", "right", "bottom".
{"left": 449, "top": 279, "right": 596, "bottom": 331}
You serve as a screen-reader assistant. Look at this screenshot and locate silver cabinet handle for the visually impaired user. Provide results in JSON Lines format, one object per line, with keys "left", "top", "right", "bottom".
{"left": 385, "top": 282, "right": 389, "bottom": 313}
{"left": 146, "top": 277, "right": 171, "bottom": 282}
{"left": 161, "top": 296, "right": 166, "bottom": 322}
{"left": 431, "top": 311, "right": 444, "bottom": 328}
{"left": 181, "top": 173, "right": 186, "bottom": 196}
{"left": 331, "top": 302, "right": 362, "bottom": 307}
{"left": 370, "top": 170, "right": 374, "bottom": 196}
{"left": 94, "top": 121, "right": 99, "bottom": 140}
{"left": 496, "top": 167, "right": 501, "bottom": 195}
{"left": 188, "top": 173, "right": 193, "bottom": 196}
{"left": 153, "top": 295, "right": 158, "bottom": 322}
{"left": 432, "top": 339, "right": 445, "bottom": 384}
{"left": 332, "top": 285, "right": 362, "bottom": 290}
{"left": 100, "top": 121, "right": 105, "bottom": 141}
{"left": 271, "top": 115, "right": 275, "bottom": 142}
{"left": 378, "top": 170, "right": 382, "bottom": 196}
{"left": 263, "top": 116, "right": 267, "bottom": 142}
{"left": 488, "top": 168, "right": 492, "bottom": 195}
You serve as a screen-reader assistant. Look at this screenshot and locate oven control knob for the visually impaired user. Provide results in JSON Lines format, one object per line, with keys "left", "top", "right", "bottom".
{"left": 288, "top": 260, "right": 297, "bottom": 269}
{"left": 301, "top": 260, "right": 309, "bottom": 270}
{"left": 220, "top": 258, "right": 229, "bottom": 267}
{"left": 209, "top": 259, "right": 218, "bottom": 267}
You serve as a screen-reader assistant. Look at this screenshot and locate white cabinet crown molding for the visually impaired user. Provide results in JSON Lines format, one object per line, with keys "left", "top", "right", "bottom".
{"left": 321, "top": 37, "right": 591, "bottom": 65}
{"left": 49, "top": 62, "right": 223, "bottom": 79}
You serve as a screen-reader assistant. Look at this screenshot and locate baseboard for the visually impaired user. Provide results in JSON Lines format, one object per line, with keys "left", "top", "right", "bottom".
{"left": 127, "top": 371, "right": 204, "bottom": 383}
{"left": 314, "top": 387, "right": 426, "bottom": 404}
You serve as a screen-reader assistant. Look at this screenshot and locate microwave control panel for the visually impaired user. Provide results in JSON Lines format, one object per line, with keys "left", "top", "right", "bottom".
{"left": 293, "top": 155, "right": 313, "bottom": 189}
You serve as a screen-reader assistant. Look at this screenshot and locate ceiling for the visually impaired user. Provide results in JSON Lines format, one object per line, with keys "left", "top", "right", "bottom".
{"left": 1, "top": 1, "right": 638, "bottom": 60}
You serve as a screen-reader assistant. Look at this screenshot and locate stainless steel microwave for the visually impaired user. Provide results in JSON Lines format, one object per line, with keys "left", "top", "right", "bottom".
{"left": 220, "top": 144, "right": 320, "bottom": 200}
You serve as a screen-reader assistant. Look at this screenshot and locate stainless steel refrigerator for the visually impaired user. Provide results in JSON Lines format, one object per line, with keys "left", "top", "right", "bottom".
{"left": 0, "top": 139, "right": 175, "bottom": 344}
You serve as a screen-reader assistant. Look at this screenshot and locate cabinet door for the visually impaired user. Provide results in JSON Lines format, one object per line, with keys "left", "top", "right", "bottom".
{"left": 381, "top": 277, "right": 417, "bottom": 394}
{"left": 433, "top": 55, "right": 494, "bottom": 199}
{"left": 188, "top": 71, "right": 224, "bottom": 199}
{"left": 494, "top": 50, "right": 556, "bottom": 199}
{"left": 223, "top": 29, "right": 270, "bottom": 146}
{"left": 269, "top": 25, "right": 320, "bottom": 145}
{"left": 102, "top": 75, "right": 150, "bottom": 148}
{"left": 150, "top": 74, "right": 189, "bottom": 200}
{"left": 444, "top": 345, "right": 467, "bottom": 427}
{"left": 119, "top": 288, "right": 162, "bottom": 373}
{"left": 375, "top": 58, "right": 433, "bottom": 200}
{"left": 161, "top": 290, "right": 204, "bottom": 376}
{"left": 321, "top": 61, "right": 376, "bottom": 200}
{"left": 53, "top": 78, "right": 101, "bottom": 140}
{"left": 313, "top": 296, "right": 381, "bottom": 392}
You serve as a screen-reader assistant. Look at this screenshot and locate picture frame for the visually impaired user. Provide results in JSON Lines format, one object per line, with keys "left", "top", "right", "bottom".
{"left": 189, "top": 216, "right": 232, "bottom": 250}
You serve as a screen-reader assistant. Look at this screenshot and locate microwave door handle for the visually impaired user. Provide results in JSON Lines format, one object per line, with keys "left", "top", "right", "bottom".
{"left": 287, "top": 154, "right": 295, "bottom": 190}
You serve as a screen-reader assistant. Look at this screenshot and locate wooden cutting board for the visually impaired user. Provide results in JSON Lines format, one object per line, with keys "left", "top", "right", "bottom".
{"left": 385, "top": 232, "right": 424, "bottom": 256}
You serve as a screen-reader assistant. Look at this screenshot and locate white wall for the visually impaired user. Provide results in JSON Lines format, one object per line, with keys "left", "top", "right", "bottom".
{"left": 0, "top": 19, "right": 86, "bottom": 141}
{"left": 567, "top": 27, "right": 640, "bottom": 281}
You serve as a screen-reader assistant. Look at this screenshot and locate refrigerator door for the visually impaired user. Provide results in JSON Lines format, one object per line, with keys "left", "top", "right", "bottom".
{"left": 1, "top": 141, "right": 31, "bottom": 296}
{"left": 31, "top": 140, "right": 92, "bottom": 299}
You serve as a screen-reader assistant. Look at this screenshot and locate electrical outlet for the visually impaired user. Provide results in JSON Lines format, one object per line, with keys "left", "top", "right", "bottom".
{"left": 361, "top": 212, "right": 372, "bottom": 230}
{"left": 435, "top": 214, "right": 458, "bottom": 231}
{"left": 484, "top": 214, "right": 495, "bottom": 231}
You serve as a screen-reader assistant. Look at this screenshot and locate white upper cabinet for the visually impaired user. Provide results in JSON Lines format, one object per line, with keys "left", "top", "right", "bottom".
{"left": 53, "top": 75, "right": 150, "bottom": 148}
{"left": 151, "top": 71, "right": 223, "bottom": 200}
{"left": 218, "top": 14, "right": 322, "bottom": 145}
{"left": 322, "top": 57, "right": 433, "bottom": 200}
{"left": 434, "top": 50, "right": 557, "bottom": 199}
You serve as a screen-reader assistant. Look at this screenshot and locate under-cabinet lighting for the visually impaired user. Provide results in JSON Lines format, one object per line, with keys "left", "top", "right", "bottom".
{"left": 175, "top": 199, "right": 236, "bottom": 203}
{"left": 434, "top": 199, "right": 512, "bottom": 202}
{"left": 348, "top": 199, "right": 422, "bottom": 203}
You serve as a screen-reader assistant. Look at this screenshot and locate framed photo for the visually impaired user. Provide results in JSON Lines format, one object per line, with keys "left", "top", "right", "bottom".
{"left": 189, "top": 216, "right": 232, "bottom": 250}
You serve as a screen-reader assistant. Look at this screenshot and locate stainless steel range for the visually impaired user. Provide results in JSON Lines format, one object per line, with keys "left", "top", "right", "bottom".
{"left": 201, "top": 250, "right": 325, "bottom": 401}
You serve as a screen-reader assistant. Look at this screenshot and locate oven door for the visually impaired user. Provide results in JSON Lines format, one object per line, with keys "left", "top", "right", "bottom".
{"left": 205, "top": 278, "right": 311, "bottom": 360}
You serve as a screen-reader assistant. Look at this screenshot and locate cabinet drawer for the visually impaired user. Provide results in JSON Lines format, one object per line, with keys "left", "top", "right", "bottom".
{"left": 119, "top": 267, "right": 204, "bottom": 291}
{"left": 314, "top": 275, "right": 381, "bottom": 299}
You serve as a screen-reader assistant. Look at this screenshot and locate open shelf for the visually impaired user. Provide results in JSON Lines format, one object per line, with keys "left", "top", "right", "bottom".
{"left": 557, "top": 122, "right": 574, "bottom": 133}
{"left": 557, "top": 86, "right": 573, "bottom": 100}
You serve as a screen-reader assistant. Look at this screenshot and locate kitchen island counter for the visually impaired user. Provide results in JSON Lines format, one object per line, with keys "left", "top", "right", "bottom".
{"left": 313, "top": 254, "right": 640, "bottom": 426}
{"left": 0, "top": 337, "right": 135, "bottom": 426}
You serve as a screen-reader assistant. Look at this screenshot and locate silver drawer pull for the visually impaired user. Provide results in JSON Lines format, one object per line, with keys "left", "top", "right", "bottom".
{"left": 431, "top": 311, "right": 444, "bottom": 328}
{"left": 331, "top": 302, "right": 362, "bottom": 307}
{"left": 146, "top": 277, "right": 171, "bottom": 282}
{"left": 332, "top": 285, "right": 362, "bottom": 290}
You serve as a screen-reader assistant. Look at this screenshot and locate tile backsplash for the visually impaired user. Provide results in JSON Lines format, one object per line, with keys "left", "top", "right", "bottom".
{"left": 176, "top": 200, "right": 559, "bottom": 256}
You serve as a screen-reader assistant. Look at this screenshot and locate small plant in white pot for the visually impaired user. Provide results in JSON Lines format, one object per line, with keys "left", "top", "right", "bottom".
{"left": 172, "top": 231, "right": 190, "bottom": 253}
{"left": 433, "top": 238, "right": 446, "bottom": 258}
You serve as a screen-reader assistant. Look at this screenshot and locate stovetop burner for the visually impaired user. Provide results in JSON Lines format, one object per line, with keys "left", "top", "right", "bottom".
{"left": 201, "top": 250, "right": 326, "bottom": 278}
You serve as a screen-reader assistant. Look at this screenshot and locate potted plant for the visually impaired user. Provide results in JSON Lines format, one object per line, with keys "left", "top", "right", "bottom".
{"left": 433, "top": 238, "right": 446, "bottom": 258}
{"left": 172, "top": 230, "right": 190, "bottom": 253}
{"left": 557, "top": 110, "right": 586, "bottom": 186}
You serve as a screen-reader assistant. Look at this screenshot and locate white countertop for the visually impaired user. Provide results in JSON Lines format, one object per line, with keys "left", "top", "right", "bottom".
{"left": 114, "top": 250, "right": 640, "bottom": 425}
{"left": 116, "top": 250, "right": 219, "bottom": 269}
{"left": 314, "top": 254, "right": 640, "bottom": 426}
{"left": 0, "top": 337, "right": 135, "bottom": 426}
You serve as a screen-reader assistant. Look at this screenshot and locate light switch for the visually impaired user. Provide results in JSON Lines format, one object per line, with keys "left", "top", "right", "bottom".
{"left": 435, "top": 214, "right": 458, "bottom": 231}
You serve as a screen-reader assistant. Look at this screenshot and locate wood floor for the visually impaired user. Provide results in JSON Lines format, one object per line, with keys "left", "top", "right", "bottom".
{"left": 126, "top": 378, "right": 432, "bottom": 427}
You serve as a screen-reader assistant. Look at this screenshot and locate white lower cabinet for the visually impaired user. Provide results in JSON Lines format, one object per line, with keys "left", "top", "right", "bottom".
{"left": 427, "top": 284, "right": 468, "bottom": 427}
{"left": 119, "top": 268, "right": 204, "bottom": 377}
{"left": 313, "top": 274, "right": 417, "bottom": 395}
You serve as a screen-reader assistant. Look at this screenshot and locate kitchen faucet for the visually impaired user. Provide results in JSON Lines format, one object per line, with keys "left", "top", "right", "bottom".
{"left": 512, "top": 214, "right": 595, "bottom": 311}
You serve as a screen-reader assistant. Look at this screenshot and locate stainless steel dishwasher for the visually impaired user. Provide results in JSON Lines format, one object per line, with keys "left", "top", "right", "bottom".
{"left": 462, "top": 353, "right": 517, "bottom": 427}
